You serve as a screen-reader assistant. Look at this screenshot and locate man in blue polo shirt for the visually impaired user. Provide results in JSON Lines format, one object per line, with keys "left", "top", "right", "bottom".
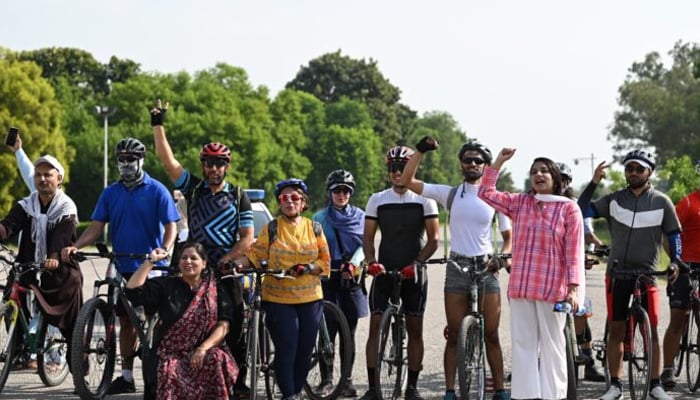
{"left": 62, "top": 137, "right": 180, "bottom": 395}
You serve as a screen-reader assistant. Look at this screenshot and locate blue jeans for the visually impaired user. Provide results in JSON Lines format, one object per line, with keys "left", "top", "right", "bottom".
{"left": 263, "top": 300, "right": 323, "bottom": 398}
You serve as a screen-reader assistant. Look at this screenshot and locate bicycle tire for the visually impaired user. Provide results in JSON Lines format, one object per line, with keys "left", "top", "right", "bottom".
{"left": 0, "top": 303, "right": 18, "bottom": 392}
{"left": 628, "top": 309, "right": 652, "bottom": 400}
{"left": 686, "top": 303, "right": 700, "bottom": 392}
{"left": 456, "top": 315, "right": 485, "bottom": 400}
{"left": 71, "top": 298, "right": 116, "bottom": 400}
{"left": 673, "top": 321, "right": 687, "bottom": 378}
{"left": 142, "top": 313, "right": 159, "bottom": 400}
{"left": 37, "top": 321, "right": 69, "bottom": 386}
{"left": 263, "top": 325, "right": 280, "bottom": 400}
{"left": 564, "top": 314, "right": 578, "bottom": 400}
{"left": 375, "top": 306, "right": 406, "bottom": 400}
{"left": 304, "top": 301, "right": 353, "bottom": 400}
{"left": 247, "top": 309, "right": 260, "bottom": 400}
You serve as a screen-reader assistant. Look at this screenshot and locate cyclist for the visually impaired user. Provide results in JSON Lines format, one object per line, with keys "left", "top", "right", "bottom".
{"left": 61, "top": 138, "right": 180, "bottom": 394}
{"left": 0, "top": 155, "right": 82, "bottom": 371}
{"left": 660, "top": 159, "right": 700, "bottom": 389}
{"left": 558, "top": 162, "right": 606, "bottom": 382}
{"left": 360, "top": 145, "right": 440, "bottom": 400}
{"left": 401, "top": 137, "right": 512, "bottom": 400}
{"left": 312, "top": 169, "right": 369, "bottom": 397}
{"left": 150, "top": 100, "right": 255, "bottom": 398}
{"left": 237, "top": 178, "right": 331, "bottom": 400}
{"left": 478, "top": 149, "right": 585, "bottom": 400}
{"left": 577, "top": 151, "right": 681, "bottom": 400}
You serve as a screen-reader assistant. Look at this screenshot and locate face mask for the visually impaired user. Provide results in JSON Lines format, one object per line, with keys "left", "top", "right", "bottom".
{"left": 118, "top": 159, "right": 142, "bottom": 178}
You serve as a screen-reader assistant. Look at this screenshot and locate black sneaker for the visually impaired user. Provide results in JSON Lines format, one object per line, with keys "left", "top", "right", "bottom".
{"left": 358, "top": 389, "right": 378, "bottom": 400}
{"left": 405, "top": 385, "right": 425, "bottom": 400}
{"left": 341, "top": 379, "right": 358, "bottom": 397}
{"left": 233, "top": 383, "right": 251, "bottom": 399}
{"left": 107, "top": 376, "right": 136, "bottom": 394}
{"left": 584, "top": 364, "right": 606, "bottom": 382}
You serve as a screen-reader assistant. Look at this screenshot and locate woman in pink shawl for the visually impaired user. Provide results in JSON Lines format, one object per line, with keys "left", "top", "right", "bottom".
{"left": 126, "top": 241, "right": 238, "bottom": 399}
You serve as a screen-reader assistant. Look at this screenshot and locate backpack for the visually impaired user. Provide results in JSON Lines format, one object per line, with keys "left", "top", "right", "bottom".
{"left": 267, "top": 219, "right": 323, "bottom": 245}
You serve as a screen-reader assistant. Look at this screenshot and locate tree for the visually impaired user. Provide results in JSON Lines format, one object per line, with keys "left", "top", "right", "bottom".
{"left": 656, "top": 155, "right": 699, "bottom": 203}
{"left": 610, "top": 41, "right": 700, "bottom": 165}
{"left": 0, "top": 56, "right": 71, "bottom": 214}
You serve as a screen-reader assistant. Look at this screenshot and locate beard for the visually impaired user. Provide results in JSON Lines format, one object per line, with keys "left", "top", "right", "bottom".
{"left": 462, "top": 169, "right": 483, "bottom": 182}
{"left": 626, "top": 176, "right": 649, "bottom": 189}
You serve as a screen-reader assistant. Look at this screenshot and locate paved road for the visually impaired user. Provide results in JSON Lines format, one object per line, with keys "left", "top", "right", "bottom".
{"left": 6, "top": 244, "right": 697, "bottom": 399}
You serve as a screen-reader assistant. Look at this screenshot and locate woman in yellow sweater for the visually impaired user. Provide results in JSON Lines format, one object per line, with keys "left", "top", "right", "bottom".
{"left": 238, "top": 178, "right": 330, "bottom": 400}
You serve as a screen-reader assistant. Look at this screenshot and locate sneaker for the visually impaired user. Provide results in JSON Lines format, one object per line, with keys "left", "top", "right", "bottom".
{"left": 341, "top": 379, "right": 358, "bottom": 397}
{"left": 358, "top": 390, "right": 378, "bottom": 400}
{"left": 492, "top": 389, "right": 510, "bottom": 400}
{"left": 404, "top": 385, "right": 425, "bottom": 400}
{"left": 443, "top": 391, "right": 457, "bottom": 400}
{"left": 599, "top": 384, "right": 623, "bottom": 400}
{"left": 314, "top": 380, "right": 334, "bottom": 396}
{"left": 660, "top": 369, "right": 677, "bottom": 390}
{"left": 233, "top": 383, "right": 251, "bottom": 399}
{"left": 106, "top": 376, "right": 136, "bottom": 394}
{"left": 649, "top": 385, "right": 674, "bottom": 400}
{"left": 585, "top": 364, "right": 606, "bottom": 382}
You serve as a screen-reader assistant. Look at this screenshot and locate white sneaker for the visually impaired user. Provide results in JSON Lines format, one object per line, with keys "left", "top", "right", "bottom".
{"left": 649, "top": 385, "right": 674, "bottom": 400}
{"left": 599, "top": 384, "right": 623, "bottom": 400}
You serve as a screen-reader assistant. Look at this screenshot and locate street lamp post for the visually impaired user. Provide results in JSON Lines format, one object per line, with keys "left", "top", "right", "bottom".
{"left": 95, "top": 105, "right": 116, "bottom": 242}
{"left": 573, "top": 153, "right": 596, "bottom": 176}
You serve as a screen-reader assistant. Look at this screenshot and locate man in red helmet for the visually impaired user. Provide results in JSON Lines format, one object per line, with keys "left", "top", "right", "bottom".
{"left": 151, "top": 100, "right": 254, "bottom": 398}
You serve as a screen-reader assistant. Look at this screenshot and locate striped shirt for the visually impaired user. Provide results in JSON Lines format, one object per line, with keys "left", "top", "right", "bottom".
{"left": 478, "top": 167, "right": 584, "bottom": 303}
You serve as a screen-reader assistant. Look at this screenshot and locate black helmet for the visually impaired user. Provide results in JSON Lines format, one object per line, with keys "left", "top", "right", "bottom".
{"left": 115, "top": 138, "right": 146, "bottom": 159}
{"left": 458, "top": 140, "right": 492, "bottom": 164}
{"left": 557, "top": 162, "right": 573, "bottom": 181}
{"left": 326, "top": 169, "right": 355, "bottom": 193}
{"left": 623, "top": 149, "right": 655, "bottom": 171}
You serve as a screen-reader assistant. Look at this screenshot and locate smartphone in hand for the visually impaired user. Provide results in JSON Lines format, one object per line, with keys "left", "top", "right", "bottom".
{"left": 5, "top": 127, "right": 19, "bottom": 147}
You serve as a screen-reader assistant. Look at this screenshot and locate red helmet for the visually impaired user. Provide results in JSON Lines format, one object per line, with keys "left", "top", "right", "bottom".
{"left": 199, "top": 142, "right": 231, "bottom": 162}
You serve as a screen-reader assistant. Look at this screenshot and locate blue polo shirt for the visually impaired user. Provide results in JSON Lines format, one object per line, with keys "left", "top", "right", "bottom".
{"left": 91, "top": 172, "right": 180, "bottom": 273}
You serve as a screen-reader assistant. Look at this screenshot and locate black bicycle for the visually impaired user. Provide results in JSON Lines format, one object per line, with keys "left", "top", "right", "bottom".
{"left": 0, "top": 243, "right": 70, "bottom": 392}
{"left": 670, "top": 264, "right": 700, "bottom": 392}
{"left": 70, "top": 244, "right": 166, "bottom": 400}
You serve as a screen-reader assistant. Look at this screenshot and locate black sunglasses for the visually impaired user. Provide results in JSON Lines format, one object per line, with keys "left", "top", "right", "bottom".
{"left": 624, "top": 165, "right": 647, "bottom": 174}
{"left": 202, "top": 158, "right": 229, "bottom": 168}
{"left": 461, "top": 157, "right": 485, "bottom": 165}
{"left": 332, "top": 187, "right": 352, "bottom": 195}
{"left": 117, "top": 155, "right": 140, "bottom": 163}
{"left": 388, "top": 162, "right": 406, "bottom": 173}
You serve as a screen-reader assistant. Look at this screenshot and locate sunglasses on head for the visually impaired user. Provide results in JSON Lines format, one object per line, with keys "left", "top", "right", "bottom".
{"left": 461, "top": 157, "right": 485, "bottom": 165}
{"left": 278, "top": 193, "right": 302, "bottom": 203}
{"left": 625, "top": 164, "right": 647, "bottom": 174}
{"left": 202, "top": 158, "right": 228, "bottom": 168}
{"left": 388, "top": 162, "right": 406, "bottom": 173}
{"left": 332, "top": 187, "right": 352, "bottom": 195}
{"left": 117, "top": 155, "right": 140, "bottom": 163}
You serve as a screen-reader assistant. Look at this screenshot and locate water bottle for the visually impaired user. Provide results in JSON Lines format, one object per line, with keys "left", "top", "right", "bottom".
{"left": 28, "top": 314, "right": 41, "bottom": 335}
{"left": 553, "top": 301, "right": 572, "bottom": 313}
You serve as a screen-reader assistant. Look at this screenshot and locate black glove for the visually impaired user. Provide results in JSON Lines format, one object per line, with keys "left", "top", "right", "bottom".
{"left": 415, "top": 136, "right": 439, "bottom": 153}
{"left": 150, "top": 106, "right": 167, "bottom": 127}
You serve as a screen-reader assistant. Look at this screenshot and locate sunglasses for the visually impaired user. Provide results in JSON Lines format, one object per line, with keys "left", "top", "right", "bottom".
{"left": 388, "top": 162, "right": 406, "bottom": 173}
{"left": 461, "top": 157, "right": 485, "bottom": 165}
{"left": 278, "top": 193, "right": 302, "bottom": 203}
{"left": 117, "top": 155, "right": 140, "bottom": 163}
{"left": 332, "top": 187, "right": 352, "bottom": 195}
{"left": 202, "top": 158, "right": 229, "bottom": 168}
{"left": 625, "top": 165, "right": 647, "bottom": 174}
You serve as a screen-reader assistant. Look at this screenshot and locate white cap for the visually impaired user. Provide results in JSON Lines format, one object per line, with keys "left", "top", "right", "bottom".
{"left": 623, "top": 158, "right": 652, "bottom": 171}
{"left": 34, "top": 155, "right": 65, "bottom": 177}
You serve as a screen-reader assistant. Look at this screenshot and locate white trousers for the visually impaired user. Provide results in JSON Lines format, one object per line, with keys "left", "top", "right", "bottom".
{"left": 510, "top": 298, "right": 567, "bottom": 400}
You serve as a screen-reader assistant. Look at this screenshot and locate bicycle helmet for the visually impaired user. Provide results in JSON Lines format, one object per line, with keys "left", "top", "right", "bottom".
{"left": 557, "top": 162, "right": 573, "bottom": 182}
{"left": 386, "top": 146, "right": 414, "bottom": 165}
{"left": 622, "top": 149, "right": 655, "bottom": 171}
{"left": 115, "top": 138, "right": 146, "bottom": 158}
{"left": 199, "top": 142, "right": 231, "bottom": 162}
{"left": 458, "top": 139, "right": 492, "bottom": 164}
{"left": 326, "top": 169, "right": 355, "bottom": 193}
{"left": 275, "top": 178, "right": 309, "bottom": 197}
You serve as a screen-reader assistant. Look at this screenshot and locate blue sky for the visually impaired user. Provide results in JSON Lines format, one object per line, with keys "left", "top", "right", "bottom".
{"left": 3, "top": 1, "right": 698, "bottom": 189}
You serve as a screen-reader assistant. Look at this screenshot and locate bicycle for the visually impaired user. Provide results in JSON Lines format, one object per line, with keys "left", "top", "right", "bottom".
{"left": 446, "top": 253, "right": 511, "bottom": 400}
{"left": 0, "top": 243, "right": 70, "bottom": 392}
{"left": 602, "top": 265, "right": 674, "bottom": 400}
{"left": 670, "top": 264, "right": 700, "bottom": 392}
{"left": 69, "top": 244, "right": 166, "bottom": 400}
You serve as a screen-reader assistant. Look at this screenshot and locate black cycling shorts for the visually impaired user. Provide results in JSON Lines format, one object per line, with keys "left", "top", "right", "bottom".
{"left": 368, "top": 273, "right": 428, "bottom": 317}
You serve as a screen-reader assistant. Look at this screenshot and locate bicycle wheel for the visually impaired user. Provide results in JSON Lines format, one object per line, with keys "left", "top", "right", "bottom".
{"left": 247, "top": 309, "right": 260, "bottom": 400}
{"left": 37, "top": 321, "right": 69, "bottom": 386}
{"left": 0, "top": 303, "right": 18, "bottom": 392}
{"left": 71, "top": 298, "right": 116, "bottom": 400}
{"left": 456, "top": 315, "right": 485, "bottom": 400}
{"left": 564, "top": 315, "right": 578, "bottom": 400}
{"left": 376, "top": 307, "right": 406, "bottom": 400}
{"left": 673, "top": 321, "right": 687, "bottom": 378}
{"left": 142, "top": 314, "right": 159, "bottom": 400}
{"left": 628, "top": 309, "right": 652, "bottom": 400}
{"left": 687, "top": 303, "right": 700, "bottom": 392}
{"left": 263, "top": 325, "right": 281, "bottom": 400}
{"left": 304, "top": 301, "right": 353, "bottom": 400}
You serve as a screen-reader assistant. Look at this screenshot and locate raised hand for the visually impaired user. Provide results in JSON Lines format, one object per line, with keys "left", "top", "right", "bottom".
{"left": 415, "top": 136, "right": 439, "bottom": 153}
{"left": 150, "top": 99, "right": 169, "bottom": 126}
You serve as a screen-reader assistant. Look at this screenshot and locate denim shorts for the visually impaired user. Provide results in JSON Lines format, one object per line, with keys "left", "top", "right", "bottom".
{"left": 443, "top": 252, "right": 501, "bottom": 295}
